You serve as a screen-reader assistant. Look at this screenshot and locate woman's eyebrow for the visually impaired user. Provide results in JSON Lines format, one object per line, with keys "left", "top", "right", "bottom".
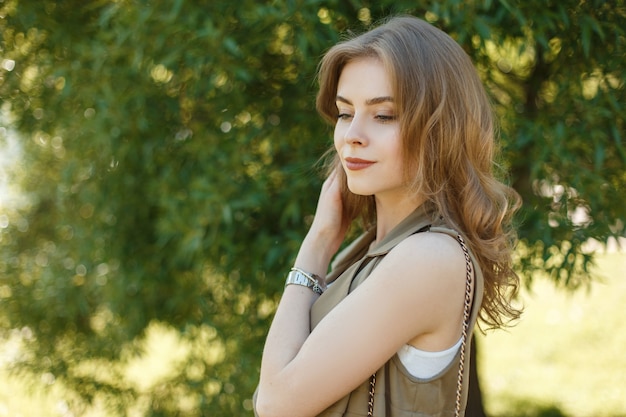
{"left": 366, "top": 96, "right": 394, "bottom": 105}
{"left": 335, "top": 95, "right": 394, "bottom": 105}
{"left": 336, "top": 95, "right": 352, "bottom": 105}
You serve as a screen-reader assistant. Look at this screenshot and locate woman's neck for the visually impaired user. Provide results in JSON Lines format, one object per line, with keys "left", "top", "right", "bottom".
{"left": 374, "top": 194, "right": 426, "bottom": 243}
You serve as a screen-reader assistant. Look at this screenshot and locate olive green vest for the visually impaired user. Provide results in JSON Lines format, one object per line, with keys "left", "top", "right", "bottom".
{"left": 310, "top": 204, "right": 484, "bottom": 417}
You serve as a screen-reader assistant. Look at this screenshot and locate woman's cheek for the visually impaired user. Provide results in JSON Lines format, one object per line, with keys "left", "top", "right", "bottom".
{"left": 333, "top": 126, "right": 345, "bottom": 151}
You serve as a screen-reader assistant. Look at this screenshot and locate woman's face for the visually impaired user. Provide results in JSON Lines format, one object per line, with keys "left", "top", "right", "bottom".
{"left": 334, "top": 57, "right": 407, "bottom": 202}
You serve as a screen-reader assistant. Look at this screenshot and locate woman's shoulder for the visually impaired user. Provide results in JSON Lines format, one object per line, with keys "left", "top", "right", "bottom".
{"left": 362, "top": 226, "right": 470, "bottom": 347}
{"left": 381, "top": 229, "right": 467, "bottom": 289}
{"left": 397, "top": 227, "right": 464, "bottom": 262}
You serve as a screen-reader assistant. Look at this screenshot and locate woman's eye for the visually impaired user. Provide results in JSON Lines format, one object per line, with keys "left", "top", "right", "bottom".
{"left": 337, "top": 113, "right": 353, "bottom": 120}
{"left": 376, "top": 114, "right": 397, "bottom": 122}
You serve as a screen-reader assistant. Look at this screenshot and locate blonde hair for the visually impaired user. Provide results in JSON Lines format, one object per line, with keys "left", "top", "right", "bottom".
{"left": 316, "top": 16, "right": 521, "bottom": 328}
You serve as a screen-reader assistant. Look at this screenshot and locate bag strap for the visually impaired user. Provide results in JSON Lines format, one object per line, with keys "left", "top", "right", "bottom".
{"left": 367, "top": 232, "right": 474, "bottom": 417}
{"left": 453, "top": 233, "right": 473, "bottom": 417}
{"left": 367, "top": 373, "right": 376, "bottom": 416}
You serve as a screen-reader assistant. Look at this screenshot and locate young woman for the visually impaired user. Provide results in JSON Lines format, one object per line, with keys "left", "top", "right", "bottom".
{"left": 254, "top": 15, "right": 521, "bottom": 417}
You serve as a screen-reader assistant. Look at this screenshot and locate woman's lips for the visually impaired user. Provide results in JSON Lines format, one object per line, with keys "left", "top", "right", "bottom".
{"left": 344, "top": 157, "right": 375, "bottom": 171}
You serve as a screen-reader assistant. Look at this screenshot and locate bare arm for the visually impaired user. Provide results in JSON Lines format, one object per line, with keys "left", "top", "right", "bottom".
{"left": 255, "top": 174, "right": 467, "bottom": 417}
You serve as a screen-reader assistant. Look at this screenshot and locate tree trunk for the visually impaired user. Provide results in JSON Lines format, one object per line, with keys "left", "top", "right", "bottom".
{"left": 465, "top": 333, "right": 487, "bottom": 417}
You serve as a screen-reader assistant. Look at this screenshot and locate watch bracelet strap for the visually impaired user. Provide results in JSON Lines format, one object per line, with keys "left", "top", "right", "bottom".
{"left": 285, "top": 269, "right": 326, "bottom": 295}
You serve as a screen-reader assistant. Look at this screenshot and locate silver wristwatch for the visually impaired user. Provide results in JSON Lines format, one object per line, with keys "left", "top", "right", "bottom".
{"left": 285, "top": 269, "right": 325, "bottom": 295}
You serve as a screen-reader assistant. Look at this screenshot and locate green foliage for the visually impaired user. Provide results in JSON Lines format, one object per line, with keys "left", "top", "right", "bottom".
{"left": 0, "top": 0, "right": 624, "bottom": 415}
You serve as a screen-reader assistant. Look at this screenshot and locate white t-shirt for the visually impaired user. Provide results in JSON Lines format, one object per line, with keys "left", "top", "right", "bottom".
{"left": 397, "top": 338, "right": 462, "bottom": 379}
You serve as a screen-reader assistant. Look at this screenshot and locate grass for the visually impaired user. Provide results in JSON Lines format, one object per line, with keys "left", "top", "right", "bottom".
{"left": 479, "top": 251, "right": 626, "bottom": 417}
{"left": 0, "top": 251, "right": 624, "bottom": 417}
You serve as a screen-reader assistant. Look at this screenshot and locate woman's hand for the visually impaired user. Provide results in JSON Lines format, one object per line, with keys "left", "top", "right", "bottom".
{"left": 311, "top": 168, "right": 350, "bottom": 254}
{"left": 294, "top": 168, "right": 350, "bottom": 280}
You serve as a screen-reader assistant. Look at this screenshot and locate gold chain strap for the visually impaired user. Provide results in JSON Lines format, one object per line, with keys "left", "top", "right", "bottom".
{"left": 367, "top": 233, "right": 473, "bottom": 417}
{"left": 367, "top": 373, "right": 376, "bottom": 416}
{"left": 454, "top": 234, "right": 473, "bottom": 417}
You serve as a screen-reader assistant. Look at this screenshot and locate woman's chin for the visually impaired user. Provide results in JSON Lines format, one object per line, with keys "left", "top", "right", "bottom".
{"left": 346, "top": 185, "right": 373, "bottom": 197}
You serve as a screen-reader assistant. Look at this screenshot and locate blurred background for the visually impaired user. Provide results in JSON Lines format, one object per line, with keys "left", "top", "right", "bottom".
{"left": 0, "top": 1, "right": 624, "bottom": 416}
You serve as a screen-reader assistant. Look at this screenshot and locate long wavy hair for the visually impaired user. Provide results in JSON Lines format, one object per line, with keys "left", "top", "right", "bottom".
{"left": 316, "top": 16, "right": 522, "bottom": 328}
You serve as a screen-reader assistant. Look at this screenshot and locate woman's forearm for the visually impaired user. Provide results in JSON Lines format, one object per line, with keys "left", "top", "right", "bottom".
{"left": 256, "top": 235, "right": 334, "bottom": 416}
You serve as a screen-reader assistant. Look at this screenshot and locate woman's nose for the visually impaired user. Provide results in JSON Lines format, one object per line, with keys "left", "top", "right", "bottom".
{"left": 344, "top": 116, "right": 367, "bottom": 145}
